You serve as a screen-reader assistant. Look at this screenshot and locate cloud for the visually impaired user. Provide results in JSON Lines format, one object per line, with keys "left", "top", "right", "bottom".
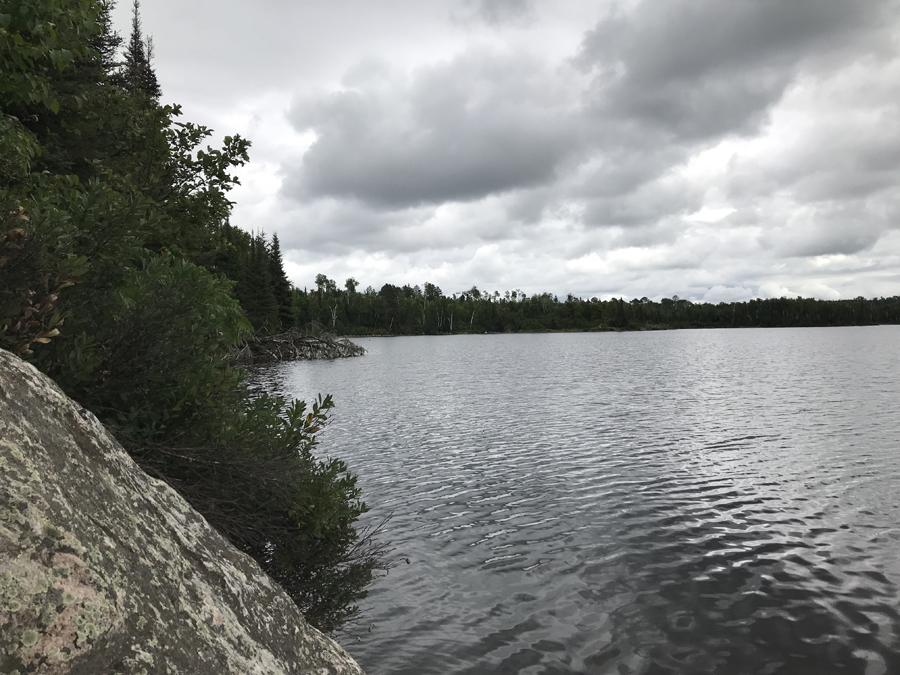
{"left": 283, "top": 50, "right": 580, "bottom": 208}
{"left": 758, "top": 282, "right": 799, "bottom": 299}
{"left": 465, "top": 0, "right": 535, "bottom": 26}
{"left": 759, "top": 203, "right": 886, "bottom": 258}
{"left": 577, "top": 0, "right": 893, "bottom": 140}
{"left": 702, "top": 285, "right": 757, "bottom": 303}
{"left": 138, "top": 0, "right": 900, "bottom": 300}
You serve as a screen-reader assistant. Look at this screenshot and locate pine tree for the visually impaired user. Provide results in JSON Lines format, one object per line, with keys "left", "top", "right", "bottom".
{"left": 124, "top": 0, "right": 161, "bottom": 101}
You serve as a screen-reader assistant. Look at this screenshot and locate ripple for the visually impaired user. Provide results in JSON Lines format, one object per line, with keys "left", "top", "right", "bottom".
{"left": 249, "top": 327, "right": 900, "bottom": 675}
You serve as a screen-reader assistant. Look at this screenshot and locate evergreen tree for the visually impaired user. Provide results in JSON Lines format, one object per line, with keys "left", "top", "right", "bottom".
{"left": 269, "top": 233, "right": 295, "bottom": 330}
{"left": 123, "top": 0, "right": 161, "bottom": 101}
{"left": 241, "top": 232, "right": 278, "bottom": 332}
{"left": 93, "top": 1, "right": 122, "bottom": 76}
{"left": 610, "top": 298, "right": 630, "bottom": 329}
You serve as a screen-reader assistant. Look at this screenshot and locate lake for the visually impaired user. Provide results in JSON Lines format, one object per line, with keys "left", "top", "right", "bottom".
{"left": 248, "top": 327, "right": 900, "bottom": 675}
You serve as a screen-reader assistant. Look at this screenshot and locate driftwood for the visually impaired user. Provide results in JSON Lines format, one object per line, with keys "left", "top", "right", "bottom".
{"left": 230, "top": 324, "right": 366, "bottom": 365}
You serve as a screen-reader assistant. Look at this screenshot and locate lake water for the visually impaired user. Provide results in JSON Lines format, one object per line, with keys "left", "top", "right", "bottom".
{"left": 249, "top": 327, "right": 900, "bottom": 675}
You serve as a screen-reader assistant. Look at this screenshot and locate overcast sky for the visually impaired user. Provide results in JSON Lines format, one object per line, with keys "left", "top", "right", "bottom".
{"left": 116, "top": 0, "right": 900, "bottom": 301}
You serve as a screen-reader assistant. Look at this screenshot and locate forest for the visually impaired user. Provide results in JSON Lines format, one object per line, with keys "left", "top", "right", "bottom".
{"left": 0, "top": 0, "right": 384, "bottom": 632}
{"left": 231, "top": 257, "right": 900, "bottom": 336}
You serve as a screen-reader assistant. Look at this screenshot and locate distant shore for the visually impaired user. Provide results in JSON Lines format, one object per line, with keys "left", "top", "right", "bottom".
{"left": 338, "top": 322, "right": 892, "bottom": 339}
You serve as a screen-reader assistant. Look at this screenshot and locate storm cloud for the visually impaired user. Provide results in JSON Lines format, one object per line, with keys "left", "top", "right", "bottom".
{"left": 130, "top": 0, "right": 900, "bottom": 300}
{"left": 285, "top": 51, "right": 579, "bottom": 207}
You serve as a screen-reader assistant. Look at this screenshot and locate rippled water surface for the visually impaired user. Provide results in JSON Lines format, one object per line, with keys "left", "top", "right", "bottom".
{"left": 250, "top": 328, "right": 900, "bottom": 675}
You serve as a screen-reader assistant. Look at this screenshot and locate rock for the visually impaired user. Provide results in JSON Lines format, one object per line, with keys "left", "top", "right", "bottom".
{"left": 0, "top": 349, "right": 366, "bottom": 675}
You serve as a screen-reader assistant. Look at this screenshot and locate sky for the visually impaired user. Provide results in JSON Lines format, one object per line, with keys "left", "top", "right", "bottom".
{"left": 114, "top": 0, "right": 900, "bottom": 302}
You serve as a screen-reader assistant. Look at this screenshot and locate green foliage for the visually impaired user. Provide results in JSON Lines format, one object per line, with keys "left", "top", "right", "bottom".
{"left": 0, "top": 178, "right": 89, "bottom": 357}
{"left": 0, "top": 0, "right": 97, "bottom": 112}
{"left": 185, "top": 393, "right": 382, "bottom": 633}
{"left": 0, "top": 0, "right": 383, "bottom": 633}
{"left": 0, "top": 115, "right": 39, "bottom": 183}
{"left": 207, "top": 225, "right": 294, "bottom": 334}
{"left": 290, "top": 275, "right": 900, "bottom": 336}
{"left": 45, "top": 250, "right": 250, "bottom": 437}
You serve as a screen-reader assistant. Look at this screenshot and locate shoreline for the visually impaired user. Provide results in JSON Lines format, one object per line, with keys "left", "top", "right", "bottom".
{"left": 339, "top": 322, "right": 889, "bottom": 339}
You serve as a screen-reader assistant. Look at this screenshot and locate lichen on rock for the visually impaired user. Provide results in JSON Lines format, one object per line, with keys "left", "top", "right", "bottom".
{"left": 0, "top": 348, "right": 366, "bottom": 675}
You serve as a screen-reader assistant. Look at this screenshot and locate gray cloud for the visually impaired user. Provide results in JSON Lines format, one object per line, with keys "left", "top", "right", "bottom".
{"left": 578, "top": 0, "right": 892, "bottom": 139}
{"left": 466, "top": 0, "right": 535, "bottom": 26}
{"left": 136, "top": 0, "right": 900, "bottom": 300}
{"left": 760, "top": 203, "right": 887, "bottom": 258}
{"left": 284, "top": 51, "right": 579, "bottom": 208}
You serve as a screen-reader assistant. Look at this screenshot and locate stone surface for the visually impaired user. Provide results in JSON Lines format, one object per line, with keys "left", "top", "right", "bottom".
{"left": 0, "top": 349, "right": 366, "bottom": 675}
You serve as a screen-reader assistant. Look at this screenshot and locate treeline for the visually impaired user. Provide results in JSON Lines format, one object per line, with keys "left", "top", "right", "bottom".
{"left": 236, "top": 274, "right": 900, "bottom": 335}
{"left": 1, "top": 0, "right": 383, "bottom": 631}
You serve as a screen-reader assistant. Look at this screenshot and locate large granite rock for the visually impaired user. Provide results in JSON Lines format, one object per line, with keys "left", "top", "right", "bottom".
{"left": 0, "top": 349, "right": 366, "bottom": 675}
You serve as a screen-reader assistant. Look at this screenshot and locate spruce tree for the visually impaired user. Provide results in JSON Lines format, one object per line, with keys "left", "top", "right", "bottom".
{"left": 93, "top": 1, "right": 123, "bottom": 77}
{"left": 269, "top": 233, "right": 295, "bottom": 331}
{"left": 124, "top": 0, "right": 161, "bottom": 101}
{"left": 240, "top": 232, "right": 278, "bottom": 333}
